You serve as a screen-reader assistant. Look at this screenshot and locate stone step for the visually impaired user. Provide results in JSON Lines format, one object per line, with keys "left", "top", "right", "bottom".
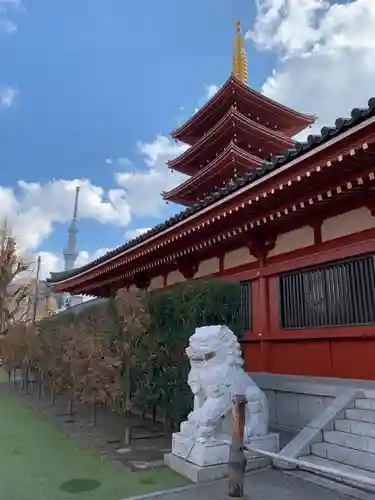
{"left": 296, "top": 455, "right": 375, "bottom": 499}
{"left": 356, "top": 399, "right": 375, "bottom": 411}
{"left": 364, "top": 390, "right": 375, "bottom": 400}
{"left": 335, "top": 419, "right": 375, "bottom": 439}
{"left": 346, "top": 408, "right": 375, "bottom": 424}
{"left": 301, "top": 454, "right": 375, "bottom": 480}
{"left": 312, "top": 442, "right": 375, "bottom": 473}
{"left": 324, "top": 430, "right": 375, "bottom": 454}
{"left": 288, "top": 470, "right": 375, "bottom": 500}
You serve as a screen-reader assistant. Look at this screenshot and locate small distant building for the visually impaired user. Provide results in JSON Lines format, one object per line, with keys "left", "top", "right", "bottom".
{"left": 29, "top": 279, "right": 59, "bottom": 321}
{"left": 6, "top": 278, "right": 59, "bottom": 324}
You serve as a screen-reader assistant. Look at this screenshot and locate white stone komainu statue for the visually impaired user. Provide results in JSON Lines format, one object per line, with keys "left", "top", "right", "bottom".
{"left": 168, "top": 325, "right": 279, "bottom": 472}
{"left": 179, "top": 325, "right": 269, "bottom": 444}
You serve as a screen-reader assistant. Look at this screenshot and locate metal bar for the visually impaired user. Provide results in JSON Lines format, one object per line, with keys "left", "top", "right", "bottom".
{"left": 356, "top": 258, "right": 367, "bottom": 322}
{"left": 296, "top": 272, "right": 305, "bottom": 328}
{"left": 240, "top": 281, "right": 251, "bottom": 331}
{"left": 228, "top": 395, "right": 246, "bottom": 498}
{"left": 361, "top": 258, "right": 372, "bottom": 322}
{"left": 284, "top": 275, "right": 292, "bottom": 328}
{"left": 280, "top": 253, "right": 375, "bottom": 330}
{"left": 342, "top": 262, "right": 353, "bottom": 324}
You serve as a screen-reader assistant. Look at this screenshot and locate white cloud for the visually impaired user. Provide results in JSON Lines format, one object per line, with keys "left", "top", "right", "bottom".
{"left": 124, "top": 227, "right": 151, "bottom": 240}
{"left": 75, "top": 247, "right": 112, "bottom": 268}
{"left": 0, "top": 179, "right": 132, "bottom": 252}
{"left": 37, "top": 251, "right": 63, "bottom": 281}
{"left": 0, "top": 0, "right": 22, "bottom": 5}
{"left": 105, "top": 156, "right": 132, "bottom": 167}
{"left": 247, "top": 0, "right": 375, "bottom": 137}
{"left": 0, "top": 0, "right": 21, "bottom": 35}
{"left": 0, "top": 18, "right": 16, "bottom": 34}
{"left": 12, "top": 133, "right": 187, "bottom": 272}
{"left": 116, "top": 157, "right": 132, "bottom": 167}
{"left": 33, "top": 248, "right": 112, "bottom": 281}
{"left": 194, "top": 84, "right": 219, "bottom": 113}
{"left": 0, "top": 186, "right": 18, "bottom": 216}
{"left": 0, "top": 86, "right": 17, "bottom": 108}
{"left": 205, "top": 84, "right": 219, "bottom": 100}
{"left": 0, "top": 135, "right": 187, "bottom": 260}
{"left": 115, "top": 135, "right": 188, "bottom": 216}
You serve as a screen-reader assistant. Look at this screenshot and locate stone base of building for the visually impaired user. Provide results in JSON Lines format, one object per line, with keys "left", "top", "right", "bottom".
{"left": 165, "top": 432, "right": 279, "bottom": 483}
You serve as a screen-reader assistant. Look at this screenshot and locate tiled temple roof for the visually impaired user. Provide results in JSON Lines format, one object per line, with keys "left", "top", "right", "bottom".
{"left": 48, "top": 97, "right": 375, "bottom": 283}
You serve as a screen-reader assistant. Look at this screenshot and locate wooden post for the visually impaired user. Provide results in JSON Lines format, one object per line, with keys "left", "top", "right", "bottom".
{"left": 228, "top": 394, "right": 247, "bottom": 498}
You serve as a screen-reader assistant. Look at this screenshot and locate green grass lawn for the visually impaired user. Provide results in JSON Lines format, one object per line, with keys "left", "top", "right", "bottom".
{"left": 0, "top": 375, "right": 188, "bottom": 500}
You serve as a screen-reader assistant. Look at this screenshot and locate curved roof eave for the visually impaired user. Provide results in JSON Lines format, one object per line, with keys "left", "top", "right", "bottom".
{"left": 48, "top": 98, "right": 375, "bottom": 286}
{"left": 171, "top": 76, "right": 316, "bottom": 141}
{"left": 163, "top": 143, "right": 264, "bottom": 202}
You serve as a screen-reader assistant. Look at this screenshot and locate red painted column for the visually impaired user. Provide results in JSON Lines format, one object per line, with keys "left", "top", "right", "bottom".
{"left": 257, "top": 258, "right": 270, "bottom": 372}
{"left": 248, "top": 257, "right": 270, "bottom": 372}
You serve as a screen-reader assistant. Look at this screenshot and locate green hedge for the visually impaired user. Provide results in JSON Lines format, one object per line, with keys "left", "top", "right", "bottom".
{"left": 39, "top": 277, "right": 242, "bottom": 427}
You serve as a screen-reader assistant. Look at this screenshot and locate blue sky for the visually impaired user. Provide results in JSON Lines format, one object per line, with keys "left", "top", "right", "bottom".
{"left": 0, "top": 0, "right": 374, "bottom": 277}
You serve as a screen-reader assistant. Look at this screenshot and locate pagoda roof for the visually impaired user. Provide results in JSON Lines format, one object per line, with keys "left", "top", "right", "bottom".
{"left": 168, "top": 107, "right": 295, "bottom": 175}
{"left": 163, "top": 142, "right": 264, "bottom": 205}
{"left": 48, "top": 98, "right": 375, "bottom": 285}
{"left": 172, "top": 76, "right": 316, "bottom": 144}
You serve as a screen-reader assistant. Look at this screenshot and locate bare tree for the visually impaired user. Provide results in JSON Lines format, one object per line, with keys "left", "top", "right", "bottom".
{"left": 0, "top": 222, "right": 32, "bottom": 335}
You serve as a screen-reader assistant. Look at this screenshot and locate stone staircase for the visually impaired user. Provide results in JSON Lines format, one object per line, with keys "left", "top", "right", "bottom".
{"left": 301, "top": 391, "right": 375, "bottom": 484}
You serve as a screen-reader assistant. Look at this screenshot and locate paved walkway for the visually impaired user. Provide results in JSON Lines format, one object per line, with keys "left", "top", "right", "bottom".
{"left": 125, "top": 469, "right": 358, "bottom": 500}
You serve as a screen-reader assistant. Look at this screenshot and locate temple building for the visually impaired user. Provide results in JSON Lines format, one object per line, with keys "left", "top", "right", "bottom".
{"left": 48, "top": 22, "right": 375, "bottom": 382}
{"left": 163, "top": 21, "right": 314, "bottom": 206}
{"left": 48, "top": 21, "right": 375, "bottom": 481}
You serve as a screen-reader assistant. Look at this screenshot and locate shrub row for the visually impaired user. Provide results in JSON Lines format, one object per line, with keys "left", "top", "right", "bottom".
{"left": 0, "top": 278, "right": 243, "bottom": 428}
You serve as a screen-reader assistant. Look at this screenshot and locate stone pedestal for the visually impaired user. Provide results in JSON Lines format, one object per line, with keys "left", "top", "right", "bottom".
{"left": 165, "top": 432, "right": 279, "bottom": 483}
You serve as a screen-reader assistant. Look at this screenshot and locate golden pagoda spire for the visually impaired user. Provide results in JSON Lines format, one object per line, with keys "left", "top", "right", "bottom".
{"left": 232, "top": 20, "right": 248, "bottom": 85}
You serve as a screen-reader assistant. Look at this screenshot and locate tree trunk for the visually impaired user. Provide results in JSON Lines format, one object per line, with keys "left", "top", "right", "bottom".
{"left": 124, "top": 363, "right": 131, "bottom": 410}
{"left": 7, "top": 370, "right": 11, "bottom": 385}
{"left": 92, "top": 402, "right": 97, "bottom": 426}
{"left": 40, "top": 367, "right": 45, "bottom": 399}
{"left": 24, "top": 363, "right": 29, "bottom": 394}
{"left": 37, "top": 367, "right": 45, "bottom": 400}
{"left": 68, "top": 394, "right": 73, "bottom": 416}
{"left": 152, "top": 405, "right": 157, "bottom": 424}
{"left": 228, "top": 395, "right": 246, "bottom": 498}
{"left": 20, "top": 366, "right": 25, "bottom": 392}
{"left": 50, "top": 384, "right": 56, "bottom": 406}
{"left": 37, "top": 371, "right": 42, "bottom": 399}
{"left": 12, "top": 368, "right": 16, "bottom": 387}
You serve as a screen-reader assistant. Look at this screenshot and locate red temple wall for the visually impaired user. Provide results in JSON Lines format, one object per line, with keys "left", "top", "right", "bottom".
{"left": 148, "top": 207, "right": 375, "bottom": 380}
{"left": 243, "top": 338, "right": 375, "bottom": 380}
{"left": 227, "top": 207, "right": 375, "bottom": 380}
{"left": 237, "top": 209, "right": 375, "bottom": 380}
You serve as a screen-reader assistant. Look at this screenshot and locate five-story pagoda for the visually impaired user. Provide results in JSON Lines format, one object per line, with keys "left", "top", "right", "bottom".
{"left": 163, "top": 21, "right": 315, "bottom": 206}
